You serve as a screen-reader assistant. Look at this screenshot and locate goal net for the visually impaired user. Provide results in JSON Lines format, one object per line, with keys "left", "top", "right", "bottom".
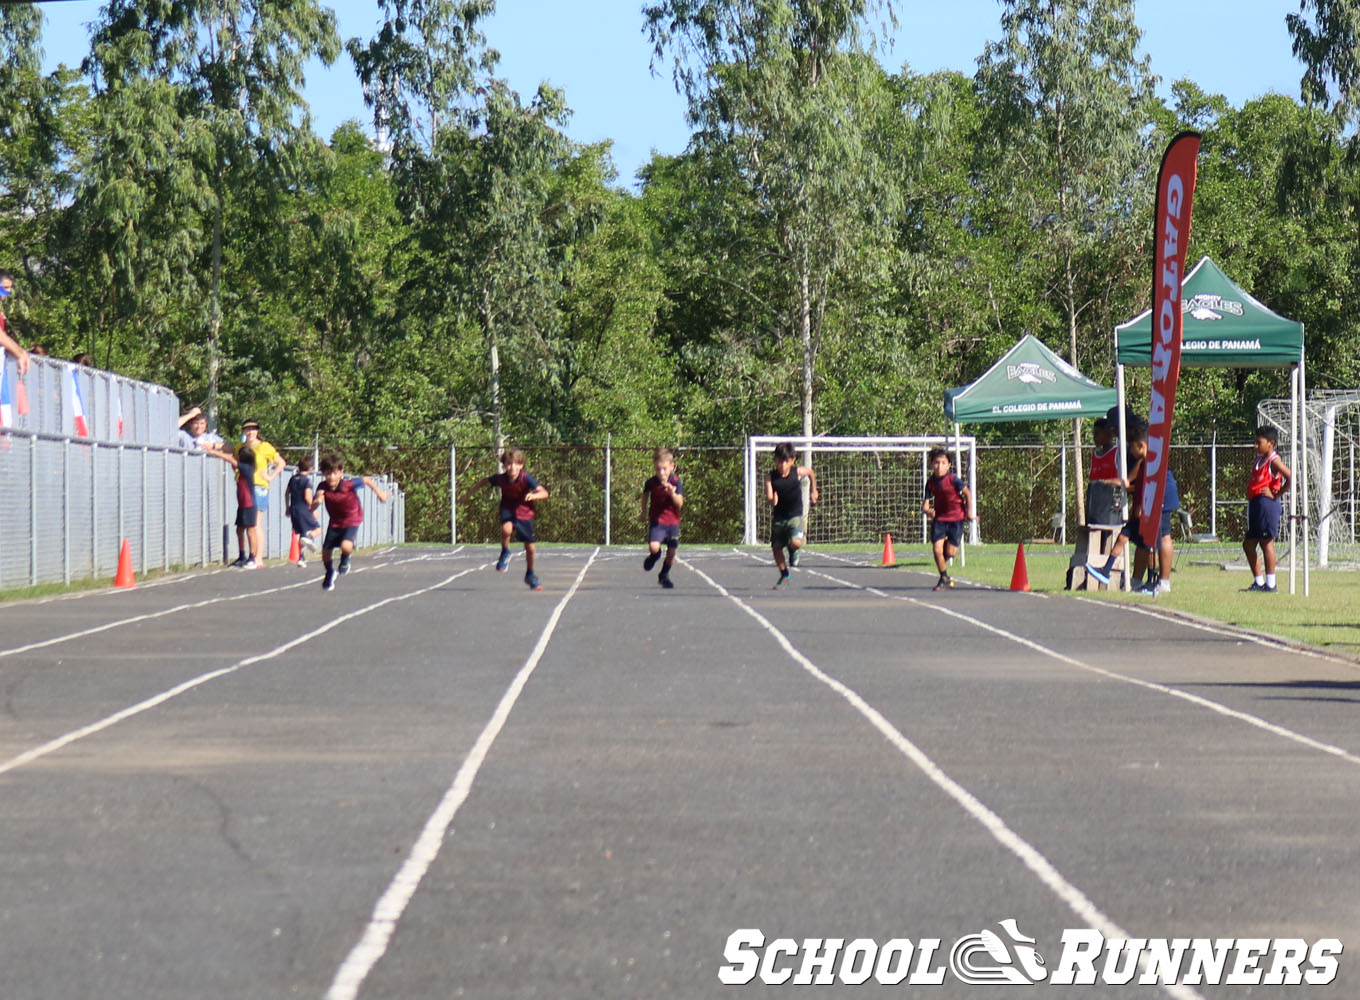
{"left": 743, "top": 436, "right": 978, "bottom": 546}
{"left": 1258, "top": 390, "right": 1360, "bottom": 566}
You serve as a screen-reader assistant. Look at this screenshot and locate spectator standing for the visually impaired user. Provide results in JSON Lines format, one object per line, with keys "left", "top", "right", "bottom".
{"left": 232, "top": 418, "right": 285, "bottom": 565}
{"left": 0, "top": 270, "right": 30, "bottom": 376}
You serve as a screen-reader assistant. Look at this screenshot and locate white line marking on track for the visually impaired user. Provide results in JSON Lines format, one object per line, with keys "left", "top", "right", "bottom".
{"left": 0, "top": 560, "right": 488, "bottom": 778}
{"left": 683, "top": 557, "right": 1204, "bottom": 1000}
{"left": 325, "top": 547, "right": 600, "bottom": 1000}
{"left": 0, "top": 549, "right": 464, "bottom": 661}
{"left": 738, "top": 552, "right": 1360, "bottom": 768}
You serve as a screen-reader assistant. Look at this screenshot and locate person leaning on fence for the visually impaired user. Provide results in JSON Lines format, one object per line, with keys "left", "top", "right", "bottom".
{"left": 285, "top": 455, "right": 323, "bottom": 567}
{"left": 1242, "top": 425, "right": 1292, "bottom": 594}
{"left": 207, "top": 446, "right": 262, "bottom": 570}
{"left": 0, "top": 270, "right": 30, "bottom": 376}
{"left": 640, "top": 447, "right": 684, "bottom": 590}
{"left": 486, "top": 447, "right": 549, "bottom": 591}
{"left": 233, "top": 419, "right": 285, "bottom": 565}
{"left": 177, "top": 407, "right": 226, "bottom": 453}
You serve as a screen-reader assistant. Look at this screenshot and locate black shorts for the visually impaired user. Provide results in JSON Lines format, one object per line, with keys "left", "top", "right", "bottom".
{"left": 1246, "top": 495, "right": 1281, "bottom": 540}
{"left": 931, "top": 519, "right": 964, "bottom": 547}
{"left": 1121, "top": 510, "right": 1174, "bottom": 549}
{"left": 501, "top": 510, "right": 535, "bottom": 543}
{"left": 648, "top": 522, "right": 680, "bottom": 548}
{"left": 290, "top": 510, "right": 320, "bottom": 534}
{"left": 324, "top": 524, "right": 359, "bottom": 550}
{"left": 235, "top": 506, "right": 258, "bottom": 528}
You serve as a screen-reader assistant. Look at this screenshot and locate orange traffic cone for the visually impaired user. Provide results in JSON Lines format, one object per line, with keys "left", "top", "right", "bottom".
{"left": 113, "top": 539, "right": 136, "bottom": 589}
{"left": 1009, "top": 542, "right": 1030, "bottom": 592}
{"left": 288, "top": 532, "right": 301, "bottom": 563}
{"left": 881, "top": 533, "right": 896, "bottom": 567}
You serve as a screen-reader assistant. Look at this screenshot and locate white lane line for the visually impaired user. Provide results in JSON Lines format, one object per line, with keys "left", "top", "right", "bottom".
{"left": 747, "top": 552, "right": 1360, "bottom": 767}
{"left": 684, "top": 557, "right": 1203, "bottom": 1000}
{"left": 326, "top": 547, "right": 600, "bottom": 1000}
{"left": 0, "top": 549, "right": 464, "bottom": 661}
{"left": 0, "top": 561, "right": 489, "bottom": 778}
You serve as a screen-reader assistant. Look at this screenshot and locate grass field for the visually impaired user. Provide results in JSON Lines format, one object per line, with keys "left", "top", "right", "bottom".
{"left": 886, "top": 540, "right": 1360, "bottom": 659}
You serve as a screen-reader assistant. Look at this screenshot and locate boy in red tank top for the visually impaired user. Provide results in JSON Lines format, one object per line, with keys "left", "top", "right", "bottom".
{"left": 922, "top": 448, "right": 974, "bottom": 591}
{"left": 1243, "top": 426, "right": 1292, "bottom": 593}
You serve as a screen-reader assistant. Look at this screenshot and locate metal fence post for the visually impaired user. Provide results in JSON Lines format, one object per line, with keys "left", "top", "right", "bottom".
{"left": 1210, "top": 432, "right": 1218, "bottom": 539}
{"left": 117, "top": 445, "right": 124, "bottom": 560}
{"left": 29, "top": 435, "right": 38, "bottom": 586}
{"left": 91, "top": 441, "right": 99, "bottom": 576}
{"left": 141, "top": 447, "right": 148, "bottom": 575}
{"left": 449, "top": 443, "right": 457, "bottom": 545}
{"left": 603, "top": 434, "right": 611, "bottom": 546}
{"left": 62, "top": 437, "right": 71, "bottom": 585}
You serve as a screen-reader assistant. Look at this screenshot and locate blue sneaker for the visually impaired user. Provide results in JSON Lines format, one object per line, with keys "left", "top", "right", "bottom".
{"left": 496, "top": 549, "right": 511, "bottom": 572}
{"left": 338, "top": 555, "right": 351, "bottom": 575}
{"left": 1085, "top": 563, "right": 1111, "bottom": 585}
{"left": 322, "top": 567, "right": 336, "bottom": 591}
{"left": 525, "top": 571, "right": 541, "bottom": 591}
{"left": 773, "top": 569, "right": 790, "bottom": 589}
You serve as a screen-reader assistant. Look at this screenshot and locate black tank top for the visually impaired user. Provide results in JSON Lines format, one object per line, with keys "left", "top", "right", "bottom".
{"left": 769, "top": 467, "right": 802, "bottom": 520}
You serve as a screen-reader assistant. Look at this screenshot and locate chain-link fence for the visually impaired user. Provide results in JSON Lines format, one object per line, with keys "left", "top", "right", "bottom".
{"left": 4, "top": 355, "right": 182, "bottom": 446}
{"left": 0, "top": 430, "right": 406, "bottom": 590}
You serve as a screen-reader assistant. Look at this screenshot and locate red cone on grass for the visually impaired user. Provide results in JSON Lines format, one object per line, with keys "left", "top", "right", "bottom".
{"left": 1009, "top": 542, "right": 1030, "bottom": 592}
{"left": 881, "top": 533, "right": 896, "bottom": 567}
{"left": 113, "top": 539, "right": 135, "bottom": 589}
{"left": 288, "top": 532, "right": 301, "bottom": 563}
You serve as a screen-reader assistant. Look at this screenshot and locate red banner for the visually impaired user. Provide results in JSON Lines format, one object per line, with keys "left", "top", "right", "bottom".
{"left": 1140, "top": 132, "right": 1201, "bottom": 549}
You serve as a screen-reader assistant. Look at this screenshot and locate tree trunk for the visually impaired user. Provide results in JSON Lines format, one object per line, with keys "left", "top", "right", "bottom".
{"left": 207, "top": 196, "right": 223, "bottom": 430}
{"left": 485, "top": 287, "right": 503, "bottom": 454}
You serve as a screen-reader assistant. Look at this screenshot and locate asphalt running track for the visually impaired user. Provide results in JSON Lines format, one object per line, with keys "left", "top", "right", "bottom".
{"left": 0, "top": 545, "right": 1357, "bottom": 999}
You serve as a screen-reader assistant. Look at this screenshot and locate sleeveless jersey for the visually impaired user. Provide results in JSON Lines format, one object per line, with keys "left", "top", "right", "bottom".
{"left": 1090, "top": 446, "right": 1119, "bottom": 483}
{"left": 925, "top": 473, "right": 966, "bottom": 522}
{"left": 1248, "top": 451, "right": 1283, "bottom": 499}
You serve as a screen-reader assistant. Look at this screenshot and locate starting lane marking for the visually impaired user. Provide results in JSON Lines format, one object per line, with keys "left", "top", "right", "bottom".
{"left": 683, "top": 557, "right": 1204, "bottom": 1000}
{"left": 0, "top": 548, "right": 465, "bottom": 662}
{"left": 740, "top": 552, "right": 1360, "bottom": 769}
{"left": 0, "top": 559, "right": 487, "bottom": 779}
{"left": 326, "top": 548, "right": 600, "bottom": 1000}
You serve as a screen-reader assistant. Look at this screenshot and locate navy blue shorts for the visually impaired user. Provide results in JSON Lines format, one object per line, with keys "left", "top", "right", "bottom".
{"left": 648, "top": 522, "right": 680, "bottom": 548}
{"left": 324, "top": 524, "right": 359, "bottom": 550}
{"left": 235, "top": 506, "right": 258, "bottom": 528}
{"left": 501, "top": 510, "right": 535, "bottom": 543}
{"left": 1246, "top": 495, "right": 1281, "bottom": 540}
{"left": 290, "top": 510, "right": 320, "bottom": 535}
{"left": 931, "top": 519, "right": 964, "bottom": 547}
{"left": 1121, "top": 510, "right": 1174, "bottom": 549}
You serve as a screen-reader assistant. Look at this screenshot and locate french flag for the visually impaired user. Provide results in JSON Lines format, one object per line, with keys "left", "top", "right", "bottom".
{"left": 112, "top": 386, "right": 124, "bottom": 438}
{"left": 0, "top": 362, "right": 12, "bottom": 428}
{"left": 68, "top": 366, "right": 89, "bottom": 437}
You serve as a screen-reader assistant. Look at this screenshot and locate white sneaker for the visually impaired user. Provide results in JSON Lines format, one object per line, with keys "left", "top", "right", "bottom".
{"left": 302, "top": 536, "right": 319, "bottom": 552}
{"left": 242, "top": 559, "right": 262, "bottom": 570}
{"left": 1156, "top": 579, "right": 1171, "bottom": 594}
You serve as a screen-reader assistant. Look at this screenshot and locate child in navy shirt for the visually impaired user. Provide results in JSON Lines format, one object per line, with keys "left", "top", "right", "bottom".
{"left": 285, "top": 455, "right": 322, "bottom": 567}
{"left": 486, "top": 447, "right": 550, "bottom": 590}
{"left": 640, "top": 447, "right": 684, "bottom": 589}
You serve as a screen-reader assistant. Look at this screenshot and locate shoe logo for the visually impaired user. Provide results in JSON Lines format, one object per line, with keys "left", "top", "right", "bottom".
{"left": 949, "top": 919, "right": 1047, "bottom": 985}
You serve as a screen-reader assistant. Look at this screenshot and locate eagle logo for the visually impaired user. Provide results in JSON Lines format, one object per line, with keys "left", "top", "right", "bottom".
{"left": 1188, "top": 305, "right": 1223, "bottom": 322}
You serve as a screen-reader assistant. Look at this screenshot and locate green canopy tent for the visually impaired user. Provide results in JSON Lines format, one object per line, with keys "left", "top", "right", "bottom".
{"left": 945, "top": 333, "right": 1118, "bottom": 548}
{"left": 1114, "top": 256, "right": 1309, "bottom": 593}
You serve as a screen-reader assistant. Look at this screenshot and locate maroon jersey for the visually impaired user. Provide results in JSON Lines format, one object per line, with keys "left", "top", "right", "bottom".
{"left": 643, "top": 474, "right": 683, "bottom": 526}
{"left": 235, "top": 461, "right": 256, "bottom": 510}
{"left": 1090, "top": 446, "right": 1119, "bottom": 483}
{"left": 925, "top": 473, "right": 966, "bottom": 522}
{"left": 317, "top": 478, "right": 366, "bottom": 528}
{"left": 489, "top": 471, "right": 541, "bottom": 520}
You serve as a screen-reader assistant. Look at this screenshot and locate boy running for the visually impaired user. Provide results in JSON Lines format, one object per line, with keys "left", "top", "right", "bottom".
{"left": 309, "top": 453, "right": 389, "bottom": 591}
{"left": 486, "top": 448, "right": 550, "bottom": 591}
{"left": 1243, "top": 425, "right": 1292, "bottom": 593}
{"left": 766, "top": 442, "right": 818, "bottom": 589}
{"left": 285, "top": 456, "right": 323, "bottom": 567}
{"left": 923, "top": 448, "right": 973, "bottom": 591}
{"left": 641, "top": 447, "right": 684, "bottom": 589}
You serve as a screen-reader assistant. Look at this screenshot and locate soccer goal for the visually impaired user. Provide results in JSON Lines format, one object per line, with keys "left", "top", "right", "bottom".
{"left": 1260, "top": 390, "right": 1360, "bottom": 567}
{"left": 743, "top": 436, "right": 979, "bottom": 547}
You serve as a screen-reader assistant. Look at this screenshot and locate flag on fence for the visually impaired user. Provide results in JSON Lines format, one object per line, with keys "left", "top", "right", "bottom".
{"left": 112, "top": 385, "right": 124, "bottom": 438}
{"left": 68, "top": 365, "right": 90, "bottom": 437}
{"left": 0, "top": 362, "right": 12, "bottom": 428}
{"left": 1140, "top": 131, "right": 1201, "bottom": 551}
{"left": 15, "top": 367, "right": 27, "bottom": 415}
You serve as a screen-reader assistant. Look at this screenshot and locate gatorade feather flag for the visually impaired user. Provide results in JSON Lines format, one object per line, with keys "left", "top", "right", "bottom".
{"left": 1140, "top": 131, "right": 1201, "bottom": 550}
{"left": 68, "top": 365, "right": 90, "bottom": 437}
{"left": 0, "top": 362, "right": 11, "bottom": 427}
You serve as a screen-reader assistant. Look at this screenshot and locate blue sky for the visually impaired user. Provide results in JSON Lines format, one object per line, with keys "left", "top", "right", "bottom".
{"left": 39, "top": 1, "right": 1305, "bottom": 187}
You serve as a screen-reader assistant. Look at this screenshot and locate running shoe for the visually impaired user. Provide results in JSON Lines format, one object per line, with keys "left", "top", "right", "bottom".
{"left": 242, "top": 559, "right": 261, "bottom": 570}
{"left": 230, "top": 554, "right": 249, "bottom": 568}
{"left": 643, "top": 550, "right": 660, "bottom": 571}
{"left": 1133, "top": 582, "right": 1157, "bottom": 596}
{"left": 1244, "top": 581, "right": 1266, "bottom": 592}
{"left": 773, "top": 569, "right": 790, "bottom": 589}
{"left": 1262, "top": 583, "right": 1278, "bottom": 593}
{"left": 788, "top": 547, "right": 800, "bottom": 568}
{"left": 659, "top": 572, "right": 674, "bottom": 589}
{"left": 495, "top": 549, "right": 511, "bottom": 572}
{"left": 296, "top": 556, "right": 307, "bottom": 569}
{"left": 933, "top": 575, "right": 954, "bottom": 592}
{"left": 525, "top": 571, "right": 542, "bottom": 591}
{"left": 301, "top": 536, "right": 319, "bottom": 553}
{"left": 338, "top": 556, "right": 351, "bottom": 575}
{"left": 1084, "top": 563, "right": 1111, "bottom": 585}
{"left": 322, "top": 568, "right": 336, "bottom": 591}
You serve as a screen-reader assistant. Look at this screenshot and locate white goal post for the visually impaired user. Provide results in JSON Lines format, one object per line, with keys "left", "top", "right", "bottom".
{"left": 744, "top": 436, "right": 979, "bottom": 548}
